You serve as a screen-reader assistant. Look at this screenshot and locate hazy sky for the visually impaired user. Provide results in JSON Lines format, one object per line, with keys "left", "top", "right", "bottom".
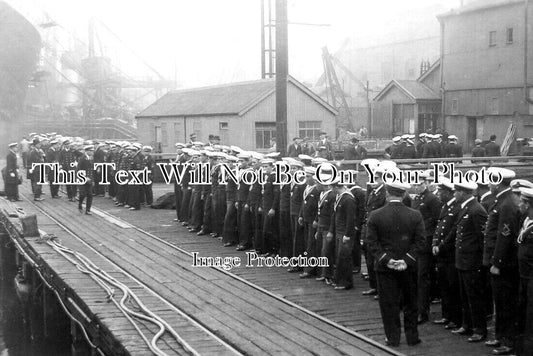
{"left": 10, "top": 0, "right": 461, "bottom": 88}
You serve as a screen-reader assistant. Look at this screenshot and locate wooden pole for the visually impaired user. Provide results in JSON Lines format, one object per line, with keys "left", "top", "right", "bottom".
{"left": 275, "top": 0, "right": 288, "bottom": 156}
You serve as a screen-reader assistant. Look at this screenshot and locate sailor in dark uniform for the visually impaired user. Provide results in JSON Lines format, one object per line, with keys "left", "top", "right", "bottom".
{"left": 384, "top": 136, "right": 402, "bottom": 160}
{"left": 298, "top": 166, "right": 320, "bottom": 278}
{"left": 188, "top": 150, "right": 204, "bottom": 233}
{"left": 483, "top": 168, "right": 521, "bottom": 354}
{"left": 362, "top": 161, "right": 387, "bottom": 297}
{"left": 45, "top": 139, "right": 61, "bottom": 198}
{"left": 5, "top": 142, "right": 21, "bottom": 201}
{"left": 173, "top": 143, "right": 186, "bottom": 221}
{"left": 93, "top": 142, "right": 107, "bottom": 197}
{"left": 260, "top": 158, "right": 280, "bottom": 256}
{"left": 452, "top": 181, "right": 488, "bottom": 343}
{"left": 411, "top": 171, "right": 443, "bottom": 324}
{"left": 288, "top": 160, "right": 306, "bottom": 272}
{"left": 278, "top": 158, "right": 293, "bottom": 258}
{"left": 346, "top": 170, "right": 366, "bottom": 274}
{"left": 315, "top": 168, "right": 337, "bottom": 284}
{"left": 63, "top": 140, "right": 78, "bottom": 201}
{"left": 222, "top": 155, "right": 239, "bottom": 247}
{"left": 28, "top": 138, "right": 44, "bottom": 201}
{"left": 236, "top": 152, "right": 253, "bottom": 251}
{"left": 432, "top": 177, "right": 462, "bottom": 330}
{"left": 247, "top": 154, "right": 263, "bottom": 251}
{"left": 328, "top": 178, "right": 356, "bottom": 290}
{"left": 517, "top": 187, "right": 533, "bottom": 354}
{"left": 77, "top": 145, "right": 95, "bottom": 215}
{"left": 366, "top": 180, "right": 425, "bottom": 347}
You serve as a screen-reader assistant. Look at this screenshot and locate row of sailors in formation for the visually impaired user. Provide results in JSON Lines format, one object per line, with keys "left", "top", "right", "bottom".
{"left": 170, "top": 142, "right": 533, "bottom": 353}
{"left": 7, "top": 134, "right": 533, "bottom": 353}
{"left": 384, "top": 133, "right": 463, "bottom": 160}
{"left": 9, "top": 133, "right": 157, "bottom": 215}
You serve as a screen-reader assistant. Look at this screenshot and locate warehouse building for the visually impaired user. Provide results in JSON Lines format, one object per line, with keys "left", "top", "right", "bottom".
{"left": 437, "top": 0, "right": 533, "bottom": 151}
{"left": 135, "top": 76, "right": 337, "bottom": 153}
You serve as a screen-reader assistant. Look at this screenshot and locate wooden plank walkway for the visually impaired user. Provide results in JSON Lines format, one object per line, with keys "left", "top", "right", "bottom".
{"left": 1, "top": 183, "right": 397, "bottom": 356}
{"left": 84, "top": 183, "right": 495, "bottom": 356}
{"left": 0, "top": 197, "right": 239, "bottom": 356}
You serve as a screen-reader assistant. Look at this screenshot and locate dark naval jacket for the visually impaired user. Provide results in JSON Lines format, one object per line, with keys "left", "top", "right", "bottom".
{"left": 455, "top": 197, "right": 488, "bottom": 270}
{"left": 366, "top": 200, "right": 425, "bottom": 272}
{"left": 483, "top": 188, "right": 521, "bottom": 269}
{"left": 432, "top": 198, "right": 461, "bottom": 262}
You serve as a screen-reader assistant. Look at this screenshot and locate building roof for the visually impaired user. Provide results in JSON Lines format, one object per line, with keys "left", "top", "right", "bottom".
{"left": 417, "top": 59, "right": 440, "bottom": 83}
{"left": 374, "top": 80, "right": 440, "bottom": 102}
{"left": 438, "top": 0, "right": 523, "bottom": 19}
{"left": 136, "top": 76, "right": 337, "bottom": 118}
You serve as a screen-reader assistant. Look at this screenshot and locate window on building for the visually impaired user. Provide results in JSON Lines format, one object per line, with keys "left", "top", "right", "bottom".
{"left": 451, "top": 99, "right": 459, "bottom": 115}
{"left": 255, "top": 122, "right": 276, "bottom": 149}
{"left": 506, "top": 28, "right": 514, "bottom": 44}
{"left": 489, "top": 31, "right": 497, "bottom": 47}
{"left": 298, "top": 121, "right": 322, "bottom": 140}
{"left": 490, "top": 97, "right": 499, "bottom": 115}
{"left": 219, "top": 122, "right": 229, "bottom": 144}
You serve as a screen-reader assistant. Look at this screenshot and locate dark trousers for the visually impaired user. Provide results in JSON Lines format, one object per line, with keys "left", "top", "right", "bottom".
{"left": 483, "top": 266, "right": 494, "bottom": 317}
{"left": 5, "top": 183, "right": 19, "bottom": 200}
{"left": 189, "top": 189, "right": 203, "bottom": 229}
{"left": 48, "top": 171, "right": 59, "bottom": 197}
{"left": 94, "top": 169, "right": 105, "bottom": 196}
{"left": 351, "top": 230, "right": 361, "bottom": 270}
{"left": 174, "top": 183, "right": 182, "bottom": 219}
{"left": 364, "top": 245, "right": 377, "bottom": 289}
{"left": 458, "top": 269, "right": 487, "bottom": 336}
{"left": 518, "top": 277, "right": 533, "bottom": 356}
{"left": 78, "top": 182, "right": 93, "bottom": 212}
{"left": 417, "top": 247, "right": 433, "bottom": 318}
{"left": 262, "top": 211, "right": 279, "bottom": 254}
{"left": 238, "top": 203, "right": 252, "bottom": 248}
{"left": 142, "top": 183, "right": 153, "bottom": 205}
{"left": 436, "top": 261, "right": 462, "bottom": 325}
{"left": 128, "top": 184, "right": 141, "bottom": 209}
{"left": 117, "top": 184, "right": 129, "bottom": 204}
{"left": 222, "top": 201, "right": 238, "bottom": 244}
{"left": 202, "top": 193, "right": 212, "bottom": 233}
{"left": 291, "top": 215, "right": 305, "bottom": 257}
{"left": 318, "top": 226, "right": 335, "bottom": 278}
{"left": 66, "top": 183, "right": 77, "bottom": 200}
{"left": 213, "top": 188, "right": 226, "bottom": 236}
{"left": 108, "top": 172, "right": 117, "bottom": 198}
{"left": 279, "top": 210, "right": 292, "bottom": 258}
{"left": 492, "top": 268, "right": 519, "bottom": 347}
{"left": 30, "top": 175, "right": 42, "bottom": 198}
{"left": 180, "top": 187, "right": 191, "bottom": 222}
{"left": 376, "top": 270, "right": 419, "bottom": 345}
{"left": 251, "top": 205, "right": 262, "bottom": 251}
{"left": 334, "top": 233, "right": 354, "bottom": 288}
{"left": 303, "top": 222, "right": 318, "bottom": 274}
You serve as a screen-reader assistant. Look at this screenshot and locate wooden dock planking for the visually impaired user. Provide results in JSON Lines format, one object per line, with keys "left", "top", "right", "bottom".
{"left": 0, "top": 198, "right": 238, "bottom": 356}
{"left": 84, "top": 189, "right": 495, "bottom": 356}
{"left": 11, "top": 185, "right": 396, "bottom": 356}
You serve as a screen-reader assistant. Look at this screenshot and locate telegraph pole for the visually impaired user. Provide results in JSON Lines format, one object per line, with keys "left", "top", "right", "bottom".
{"left": 275, "top": 0, "right": 288, "bottom": 156}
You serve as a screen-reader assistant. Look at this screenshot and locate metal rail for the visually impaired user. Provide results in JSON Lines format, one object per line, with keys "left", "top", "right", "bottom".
{"left": 17, "top": 195, "right": 244, "bottom": 356}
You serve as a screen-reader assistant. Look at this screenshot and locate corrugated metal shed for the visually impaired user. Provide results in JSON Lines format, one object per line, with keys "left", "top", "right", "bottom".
{"left": 137, "top": 76, "right": 336, "bottom": 118}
